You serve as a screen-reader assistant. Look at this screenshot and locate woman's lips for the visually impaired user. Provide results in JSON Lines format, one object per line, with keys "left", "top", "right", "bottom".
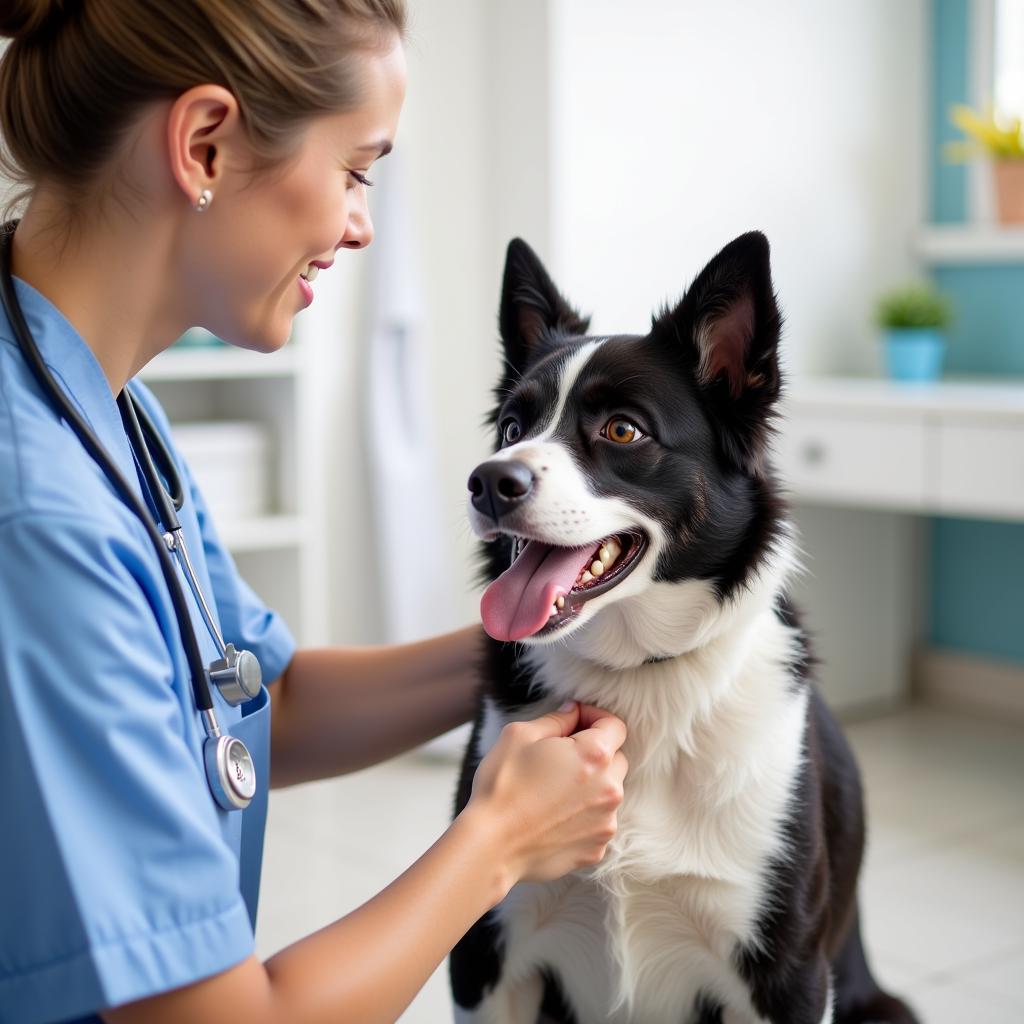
{"left": 297, "top": 275, "right": 314, "bottom": 307}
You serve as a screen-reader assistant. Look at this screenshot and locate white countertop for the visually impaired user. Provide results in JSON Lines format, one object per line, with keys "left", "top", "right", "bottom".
{"left": 783, "top": 376, "right": 1024, "bottom": 420}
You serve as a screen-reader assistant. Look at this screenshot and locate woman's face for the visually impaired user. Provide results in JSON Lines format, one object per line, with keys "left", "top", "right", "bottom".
{"left": 184, "top": 39, "right": 407, "bottom": 351}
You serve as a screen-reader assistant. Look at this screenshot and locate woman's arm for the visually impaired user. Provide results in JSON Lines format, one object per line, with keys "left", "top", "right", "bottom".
{"left": 103, "top": 800, "right": 509, "bottom": 1024}
{"left": 268, "top": 624, "right": 484, "bottom": 786}
{"left": 103, "top": 703, "right": 629, "bottom": 1024}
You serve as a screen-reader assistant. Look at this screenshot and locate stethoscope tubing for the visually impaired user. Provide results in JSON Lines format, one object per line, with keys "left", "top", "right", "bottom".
{"left": 0, "top": 220, "right": 262, "bottom": 812}
{"left": 0, "top": 222, "right": 218, "bottom": 715}
{"left": 117, "top": 391, "right": 231, "bottom": 653}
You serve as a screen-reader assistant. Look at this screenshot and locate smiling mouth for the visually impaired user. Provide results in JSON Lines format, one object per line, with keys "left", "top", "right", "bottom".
{"left": 480, "top": 530, "right": 648, "bottom": 642}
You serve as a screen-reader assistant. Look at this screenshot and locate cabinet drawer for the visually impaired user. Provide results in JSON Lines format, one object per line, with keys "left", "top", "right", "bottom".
{"left": 936, "top": 421, "right": 1024, "bottom": 519}
{"left": 776, "top": 410, "right": 928, "bottom": 508}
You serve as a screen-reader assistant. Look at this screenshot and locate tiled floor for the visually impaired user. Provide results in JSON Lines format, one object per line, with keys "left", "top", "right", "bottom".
{"left": 256, "top": 706, "right": 1024, "bottom": 1022}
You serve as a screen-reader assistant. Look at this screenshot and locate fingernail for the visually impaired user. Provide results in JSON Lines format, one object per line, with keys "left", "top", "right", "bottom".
{"left": 557, "top": 700, "right": 575, "bottom": 712}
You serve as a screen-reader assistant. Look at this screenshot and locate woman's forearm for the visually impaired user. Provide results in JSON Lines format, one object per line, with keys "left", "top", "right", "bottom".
{"left": 269, "top": 624, "right": 485, "bottom": 786}
{"left": 104, "top": 803, "right": 512, "bottom": 1024}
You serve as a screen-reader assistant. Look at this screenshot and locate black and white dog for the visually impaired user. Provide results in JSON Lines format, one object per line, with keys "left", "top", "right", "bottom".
{"left": 451, "top": 234, "right": 918, "bottom": 1024}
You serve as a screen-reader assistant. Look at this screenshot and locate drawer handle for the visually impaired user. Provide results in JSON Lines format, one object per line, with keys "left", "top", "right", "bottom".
{"left": 802, "top": 440, "right": 826, "bottom": 465}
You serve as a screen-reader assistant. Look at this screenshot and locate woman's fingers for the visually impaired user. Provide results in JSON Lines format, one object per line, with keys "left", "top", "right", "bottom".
{"left": 468, "top": 699, "right": 629, "bottom": 886}
{"left": 502, "top": 701, "right": 581, "bottom": 744}
{"left": 572, "top": 702, "right": 628, "bottom": 765}
{"left": 611, "top": 749, "right": 629, "bottom": 785}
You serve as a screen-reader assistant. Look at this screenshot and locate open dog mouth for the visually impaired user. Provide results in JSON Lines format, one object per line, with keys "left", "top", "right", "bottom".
{"left": 481, "top": 530, "right": 648, "bottom": 642}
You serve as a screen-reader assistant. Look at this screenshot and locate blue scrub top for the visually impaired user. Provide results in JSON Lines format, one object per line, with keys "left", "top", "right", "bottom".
{"left": 0, "top": 278, "right": 296, "bottom": 1024}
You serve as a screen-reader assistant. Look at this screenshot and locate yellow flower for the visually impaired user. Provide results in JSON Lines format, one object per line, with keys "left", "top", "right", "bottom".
{"left": 945, "top": 103, "right": 1024, "bottom": 161}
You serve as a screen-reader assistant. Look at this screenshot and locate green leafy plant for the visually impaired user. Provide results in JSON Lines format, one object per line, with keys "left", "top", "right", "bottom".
{"left": 946, "top": 103, "right": 1024, "bottom": 161}
{"left": 875, "top": 284, "right": 953, "bottom": 330}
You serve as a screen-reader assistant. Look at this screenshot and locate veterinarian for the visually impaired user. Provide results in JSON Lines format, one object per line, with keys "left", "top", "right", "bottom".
{"left": 0, "top": 2, "right": 629, "bottom": 1022}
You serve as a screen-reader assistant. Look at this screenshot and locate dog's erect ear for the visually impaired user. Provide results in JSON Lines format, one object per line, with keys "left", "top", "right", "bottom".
{"left": 671, "top": 231, "right": 782, "bottom": 399}
{"left": 658, "top": 231, "right": 783, "bottom": 472}
{"left": 500, "top": 238, "right": 590, "bottom": 371}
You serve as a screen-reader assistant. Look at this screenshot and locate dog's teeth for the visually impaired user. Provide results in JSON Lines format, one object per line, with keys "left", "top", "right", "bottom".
{"left": 590, "top": 560, "right": 605, "bottom": 577}
{"left": 556, "top": 595, "right": 565, "bottom": 609}
{"left": 605, "top": 537, "right": 622, "bottom": 566}
{"left": 580, "top": 570, "right": 593, "bottom": 584}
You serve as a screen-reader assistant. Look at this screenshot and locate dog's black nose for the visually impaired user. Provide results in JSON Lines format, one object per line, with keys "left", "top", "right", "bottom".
{"left": 468, "top": 459, "right": 535, "bottom": 521}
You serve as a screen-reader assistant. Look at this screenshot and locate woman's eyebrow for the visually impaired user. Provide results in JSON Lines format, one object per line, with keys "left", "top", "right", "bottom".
{"left": 357, "top": 139, "right": 393, "bottom": 157}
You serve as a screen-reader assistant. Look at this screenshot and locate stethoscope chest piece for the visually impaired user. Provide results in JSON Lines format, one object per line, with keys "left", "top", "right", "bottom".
{"left": 205, "top": 733, "right": 257, "bottom": 811}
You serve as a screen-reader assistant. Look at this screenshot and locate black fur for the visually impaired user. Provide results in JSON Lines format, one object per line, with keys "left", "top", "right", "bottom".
{"left": 451, "top": 237, "right": 918, "bottom": 1024}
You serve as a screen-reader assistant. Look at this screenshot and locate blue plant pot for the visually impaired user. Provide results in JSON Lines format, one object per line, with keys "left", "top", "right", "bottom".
{"left": 882, "top": 328, "right": 945, "bottom": 382}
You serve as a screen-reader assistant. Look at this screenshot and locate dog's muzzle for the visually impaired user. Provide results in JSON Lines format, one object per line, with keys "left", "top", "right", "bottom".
{"left": 468, "top": 458, "right": 534, "bottom": 522}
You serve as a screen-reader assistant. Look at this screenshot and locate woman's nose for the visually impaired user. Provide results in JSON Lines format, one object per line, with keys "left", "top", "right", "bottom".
{"left": 340, "top": 191, "right": 374, "bottom": 250}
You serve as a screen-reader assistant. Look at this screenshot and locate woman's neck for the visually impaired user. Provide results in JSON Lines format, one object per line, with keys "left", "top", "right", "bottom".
{"left": 10, "top": 190, "right": 188, "bottom": 395}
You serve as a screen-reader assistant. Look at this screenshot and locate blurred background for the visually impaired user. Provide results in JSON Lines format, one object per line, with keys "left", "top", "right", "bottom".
{"left": 35, "top": 0, "right": 1024, "bottom": 1020}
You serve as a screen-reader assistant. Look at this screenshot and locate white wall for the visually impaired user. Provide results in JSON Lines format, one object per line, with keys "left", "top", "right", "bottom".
{"left": 548, "top": 0, "right": 928, "bottom": 377}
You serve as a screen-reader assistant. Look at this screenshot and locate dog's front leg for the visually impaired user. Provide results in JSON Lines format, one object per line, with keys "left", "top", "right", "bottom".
{"left": 451, "top": 906, "right": 546, "bottom": 1024}
{"left": 736, "top": 952, "right": 833, "bottom": 1024}
{"left": 452, "top": 971, "right": 544, "bottom": 1024}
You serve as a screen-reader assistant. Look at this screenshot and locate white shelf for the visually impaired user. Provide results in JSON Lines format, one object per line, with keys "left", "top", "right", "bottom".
{"left": 140, "top": 344, "right": 301, "bottom": 382}
{"left": 218, "top": 514, "right": 306, "bottom": 553}
{"left": 915, "top": 225, "right": 1024, "bottom": 264}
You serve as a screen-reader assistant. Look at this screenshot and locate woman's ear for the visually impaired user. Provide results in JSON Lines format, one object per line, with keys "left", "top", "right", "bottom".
{"left": 165, "top": 85, "right": 243, "bottom": 209}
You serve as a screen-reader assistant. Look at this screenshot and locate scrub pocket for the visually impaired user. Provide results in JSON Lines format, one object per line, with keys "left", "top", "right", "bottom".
{"left": 234, "top": 684, "right": 271, "bottom": 928}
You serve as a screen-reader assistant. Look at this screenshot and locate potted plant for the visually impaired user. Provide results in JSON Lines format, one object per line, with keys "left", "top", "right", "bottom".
{"left": 947, "top": 103, "right": 1024, "bottom": 223}
{"left": 875, "top": 283, "right": 953, "bottom": 382}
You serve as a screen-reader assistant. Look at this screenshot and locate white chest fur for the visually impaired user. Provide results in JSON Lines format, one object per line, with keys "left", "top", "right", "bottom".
{"left": 473, "top": 598, "right": 809, "bottom": 1024}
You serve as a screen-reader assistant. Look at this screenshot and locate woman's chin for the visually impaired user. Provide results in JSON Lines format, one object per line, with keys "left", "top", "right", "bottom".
{"left": 212, "top": 319, "right": 292, "bottom": 355}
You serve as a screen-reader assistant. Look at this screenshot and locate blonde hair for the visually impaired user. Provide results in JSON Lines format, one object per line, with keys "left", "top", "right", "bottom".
{"left": 0, "top": 0, "right": 406, "bottom": 218}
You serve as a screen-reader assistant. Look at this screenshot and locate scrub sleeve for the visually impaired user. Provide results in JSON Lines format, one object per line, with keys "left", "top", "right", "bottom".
{"left": 0, "top": 283, "right": 296, "bottom": 1024}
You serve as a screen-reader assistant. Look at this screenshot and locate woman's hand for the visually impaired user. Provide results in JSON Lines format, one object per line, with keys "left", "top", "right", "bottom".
{"left": 466, "top": 701, "right": 628, "bottom": 888}
{"left": 104, "top": 700, "right": 627, "bottom": 1024}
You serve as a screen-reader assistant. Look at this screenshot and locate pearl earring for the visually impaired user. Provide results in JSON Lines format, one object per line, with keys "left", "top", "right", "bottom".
{"left": 195, "top": 189, "right": 213, "bottom": 213}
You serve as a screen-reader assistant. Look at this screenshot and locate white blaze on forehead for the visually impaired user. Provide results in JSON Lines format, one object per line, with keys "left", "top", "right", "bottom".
{"left": 535, "top": 337, "right": 609, "bottom": 441}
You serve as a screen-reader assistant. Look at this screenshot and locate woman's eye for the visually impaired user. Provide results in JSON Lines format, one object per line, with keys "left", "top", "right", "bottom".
{"left": 348, "top": 170, "right": 374, "bottom": 188}
{"left": 603, "top": 417, "right": 643, "bottom": 444}
{"left": 501, "top": 419, "right": 521, "bottom": 444}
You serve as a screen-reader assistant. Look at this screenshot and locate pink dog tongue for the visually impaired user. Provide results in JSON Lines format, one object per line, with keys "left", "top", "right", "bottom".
{"left": 481, "top": 541, "right": 593, "bottom": 641}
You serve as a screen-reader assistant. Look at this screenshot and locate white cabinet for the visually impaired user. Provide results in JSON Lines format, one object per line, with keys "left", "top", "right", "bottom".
{"left": 935, "top": 420, "right": 1024, "bottom": 519}
{"left": 776, "top": 377, "right": 1024, "bottom": 714}
{"left": 778, "top": 410, "right": 929, "bottom": 511}
{"left": 778, "top": 378, "right": 1024, "bottom": 521}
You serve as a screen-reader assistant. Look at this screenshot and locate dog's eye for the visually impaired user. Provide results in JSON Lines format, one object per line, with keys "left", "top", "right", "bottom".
{"left": 603, "top": 417, "right": 643, "bottom": 444}
{"left": 501, "top": 418, "right": 522, "bottom": 444}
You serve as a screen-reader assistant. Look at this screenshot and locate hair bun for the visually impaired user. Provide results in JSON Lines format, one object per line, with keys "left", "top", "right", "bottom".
{"left": 0, "top": 0, "right": 64, "bottom": 42}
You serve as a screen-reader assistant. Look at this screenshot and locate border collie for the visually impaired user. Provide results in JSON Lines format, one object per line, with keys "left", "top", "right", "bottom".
{"left": 450, "top": 234, "right": 918, "bottom": 1024}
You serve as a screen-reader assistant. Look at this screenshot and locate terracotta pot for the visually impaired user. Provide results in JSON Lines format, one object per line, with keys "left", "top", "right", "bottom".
{"left": 993, "top": 160, "right": 1024, "bottom": 224}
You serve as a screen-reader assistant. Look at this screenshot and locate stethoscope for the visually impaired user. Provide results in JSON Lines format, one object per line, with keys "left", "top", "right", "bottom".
{"left": 0, "top": 220, "right": 261, "bottom": 812}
